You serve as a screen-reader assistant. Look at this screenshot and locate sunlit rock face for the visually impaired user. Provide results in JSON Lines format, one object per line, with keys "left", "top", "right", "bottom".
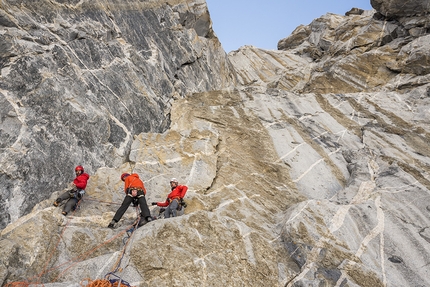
{"left": 1, "top": 0, "right": 430, "bottom": 286}
{"left": 228, "top": 1, "right": 430, "bottom": 285}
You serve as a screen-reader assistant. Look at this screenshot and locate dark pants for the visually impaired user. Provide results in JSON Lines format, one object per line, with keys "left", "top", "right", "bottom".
{"left": 113, "top": 190, "right": 151, "bottom": 222}
{"left": 57, "top": 191, "right": 79, "bottom": 213}
{"left": 164, "top": 199, "right": 179, "bottom": 218}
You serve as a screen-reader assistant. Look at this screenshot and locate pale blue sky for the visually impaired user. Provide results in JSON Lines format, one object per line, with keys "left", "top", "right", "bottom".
{"left": 206, "top": 0, "right": 374, "bottom": 52}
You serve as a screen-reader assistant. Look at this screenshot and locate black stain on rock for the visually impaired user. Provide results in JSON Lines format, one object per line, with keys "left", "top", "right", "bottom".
{"left": 388, "top": 255, "right": 403, "bottom": 263}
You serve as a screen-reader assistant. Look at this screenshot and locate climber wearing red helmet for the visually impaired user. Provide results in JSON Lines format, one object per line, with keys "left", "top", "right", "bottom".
{"left": 53, "top": 165, "right": 90, "bottom": 216}
{"left": 108, "top": 173, "right": 152, "bottom": 228}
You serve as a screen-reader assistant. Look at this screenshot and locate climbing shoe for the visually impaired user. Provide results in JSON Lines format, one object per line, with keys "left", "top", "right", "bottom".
{"left": 138, "top": 217, "right": 149, "bottom": 227}
{"left": 62, "top": 211, "right": 67, "bottom": 216}
{"left": 108, "top": 220, "right": 116, "bottom": 229}
{"left": 53, "top": 201, "right": 59, "bottom": 207}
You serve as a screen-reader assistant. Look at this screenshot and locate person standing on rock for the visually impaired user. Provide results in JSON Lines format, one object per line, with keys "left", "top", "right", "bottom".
{"left": 108, "top": 173, "right": 153, "bottom": 228}
{"left": 151, "top": 178, "right": 188, "bottom": 218}
{"left": 53, "top": 165, "right": 90, "bottom": 216}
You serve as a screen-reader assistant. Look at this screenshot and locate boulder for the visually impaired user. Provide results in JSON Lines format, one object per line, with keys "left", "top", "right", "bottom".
{"left": 371, "top": 0, "right": 430, "bottom": 18}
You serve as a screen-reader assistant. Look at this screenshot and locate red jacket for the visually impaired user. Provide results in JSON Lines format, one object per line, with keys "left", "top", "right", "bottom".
{"left": 157, "top": 185, "right": 188, "bottom": 207}
{"left": 124, "top": 173, "right": 146, "bottom": 195}
{"left": 73, "top": 173, "right": 90, "bottom": 190}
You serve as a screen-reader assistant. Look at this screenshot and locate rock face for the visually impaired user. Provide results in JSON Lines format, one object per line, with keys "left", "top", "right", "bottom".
{"left": 0, "top": 0, "right": 234, "bottom": 229}
{"left": 1, "top": 0, "right": 430, "bottom": 286}
{"left": 371, "top": 0, "right": 430, "bottom": 18}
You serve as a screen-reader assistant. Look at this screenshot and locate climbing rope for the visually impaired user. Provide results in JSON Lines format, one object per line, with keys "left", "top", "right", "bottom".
{"left": 4, "top": 198, "right": 85, "bottom": 287}
{"left": 4, "top": 198, "right": 84, "bottom": 286}
{"left": 35, "top": 198, "right": 85, "bottom": 284}
{"left": 84, "top": 196, "right": 122, "bottom": 205}
{"left": 5, "top": 195, "right": 144, "bottom": 286}
{"left": 4, "top": 282, "right": 32, "bottom": 287}
{"left": 81, "top": 276, "right": 132, "bottom": 287}
{"left": 102, "top": 206, "right": 140, "bottom": 287}
{"left": 50, "top": 224, "right": 135, "bottom": 282}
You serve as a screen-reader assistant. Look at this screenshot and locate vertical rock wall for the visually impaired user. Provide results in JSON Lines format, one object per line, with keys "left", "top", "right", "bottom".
{"left": 228, "top": 1, "right": 430, "bottom": 285}
{"left": 1, "top": 0, "right": 430, "bottom": 286}
{"left": 0, "top": 0, "right": 235, "bottom": 229}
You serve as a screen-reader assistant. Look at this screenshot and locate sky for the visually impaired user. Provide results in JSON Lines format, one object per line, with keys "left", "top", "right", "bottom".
{"left": 205, "top": 0, "right": 373, "bottom": 52}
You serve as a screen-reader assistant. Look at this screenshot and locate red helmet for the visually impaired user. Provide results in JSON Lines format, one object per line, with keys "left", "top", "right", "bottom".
{"left": 75, "top": 165, "right": 84, "bottom": 172}
{"left": 121, "top": 173, "right": 130, "bottom": 181}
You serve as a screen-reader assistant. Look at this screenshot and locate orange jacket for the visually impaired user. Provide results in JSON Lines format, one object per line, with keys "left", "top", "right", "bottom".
{"left": 124, "top": 173, "right": 146, "bottom": 195}
{"left": 157, "top": 185, "right": 188, "bottom": 207}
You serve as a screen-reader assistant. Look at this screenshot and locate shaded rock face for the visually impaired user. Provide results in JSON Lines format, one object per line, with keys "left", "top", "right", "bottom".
{"left": 1, "top": 0, "right": 430, "bottom": 287}
{"left": 0, "top": 0, "right": 234, "bottom": 229}
{"left": 371, "top": 0, "right": 430, "bottom": 18}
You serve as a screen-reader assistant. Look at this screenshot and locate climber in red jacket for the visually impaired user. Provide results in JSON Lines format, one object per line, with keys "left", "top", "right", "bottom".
{"left": 152, "top": 178, "right": 188, "bottom": 218}
{"left": 53, "top": 165, "right": 90, "bottom": 216}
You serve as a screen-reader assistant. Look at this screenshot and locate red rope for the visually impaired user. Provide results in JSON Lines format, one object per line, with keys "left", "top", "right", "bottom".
{"left": 81, "top": 278, "right": 132, "bottom": 287}
{"left": 5, "top": 198, "right": 140, "bottom": 286}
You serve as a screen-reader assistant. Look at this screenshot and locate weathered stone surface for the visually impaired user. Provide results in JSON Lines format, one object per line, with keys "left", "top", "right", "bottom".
{"left": 371, "top": 0, "right": 430, "bottom": 18}
{"left": 345, "top": 7, "right": 365, "bottom": 16}
{"left": 267, "top": 8, "right": 429, "bottom": 94}
{"left": 0, "top": 0, "right": 234, "bottom": 229}
{"left": 248, "top": 89, "right": 430, "bottom": 286}
{"left": 1, "top": 89, "right": 305, "bottom": 286}
{"left": 393, "top": 35, "right": 430, "bottom": 75}
{"left": 1, "top": 0, "right": 430, "bottom": 286}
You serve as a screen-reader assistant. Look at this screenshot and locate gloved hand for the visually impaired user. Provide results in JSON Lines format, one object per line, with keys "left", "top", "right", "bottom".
{"left": 151, "top": 202, "right": 157, "bottom": 206}
{"left": 180, "top": 198, "right": 187, "bottom": 208}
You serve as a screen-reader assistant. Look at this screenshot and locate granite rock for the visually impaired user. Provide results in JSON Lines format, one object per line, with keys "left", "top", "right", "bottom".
{"left": 1, "top": 0, "right": 430, "bottom": 286}
{"left": 0, "top": 0, "right": 234, "bottom": 229}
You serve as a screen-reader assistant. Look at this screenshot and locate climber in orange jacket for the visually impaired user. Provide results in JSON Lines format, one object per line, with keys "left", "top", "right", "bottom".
{"left": 152, "top": 178, "right": 188, "bottom": 218}
{"left": 108, "top": 173, "right": 152, "bottom": 228}
{"left": 53, "top": 165, "right": 90, "bottom": 216}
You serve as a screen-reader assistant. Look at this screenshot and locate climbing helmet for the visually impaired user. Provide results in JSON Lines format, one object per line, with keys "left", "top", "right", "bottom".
{"left": 75, "top": 165, "right": 84, "bottom": 173}
{"left": 121, "top": 173, "right": 130, "bottom": 181}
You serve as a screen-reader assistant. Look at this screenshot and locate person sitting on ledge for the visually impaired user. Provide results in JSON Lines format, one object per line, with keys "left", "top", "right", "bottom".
{"left": 152, "top": 178, "right": 188, "bottom": 218}
{"left": 53, "top": 165, "right": 90, "bottom": 216}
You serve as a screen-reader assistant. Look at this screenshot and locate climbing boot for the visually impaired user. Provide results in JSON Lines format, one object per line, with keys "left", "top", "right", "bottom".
{"left": 138, "top": 217, "right": 148, "bottom": 227}
{"left": 108, "top": 220, "right": 116, "bottom": 229}
{"left": 53, "top": 200, "right": 59, "bottom": 207}
{"left": 62, "top": 211, "right": 67, "bottom": 216}
{"left": 138, "top": 216, "right": 153, "bottom": 227}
